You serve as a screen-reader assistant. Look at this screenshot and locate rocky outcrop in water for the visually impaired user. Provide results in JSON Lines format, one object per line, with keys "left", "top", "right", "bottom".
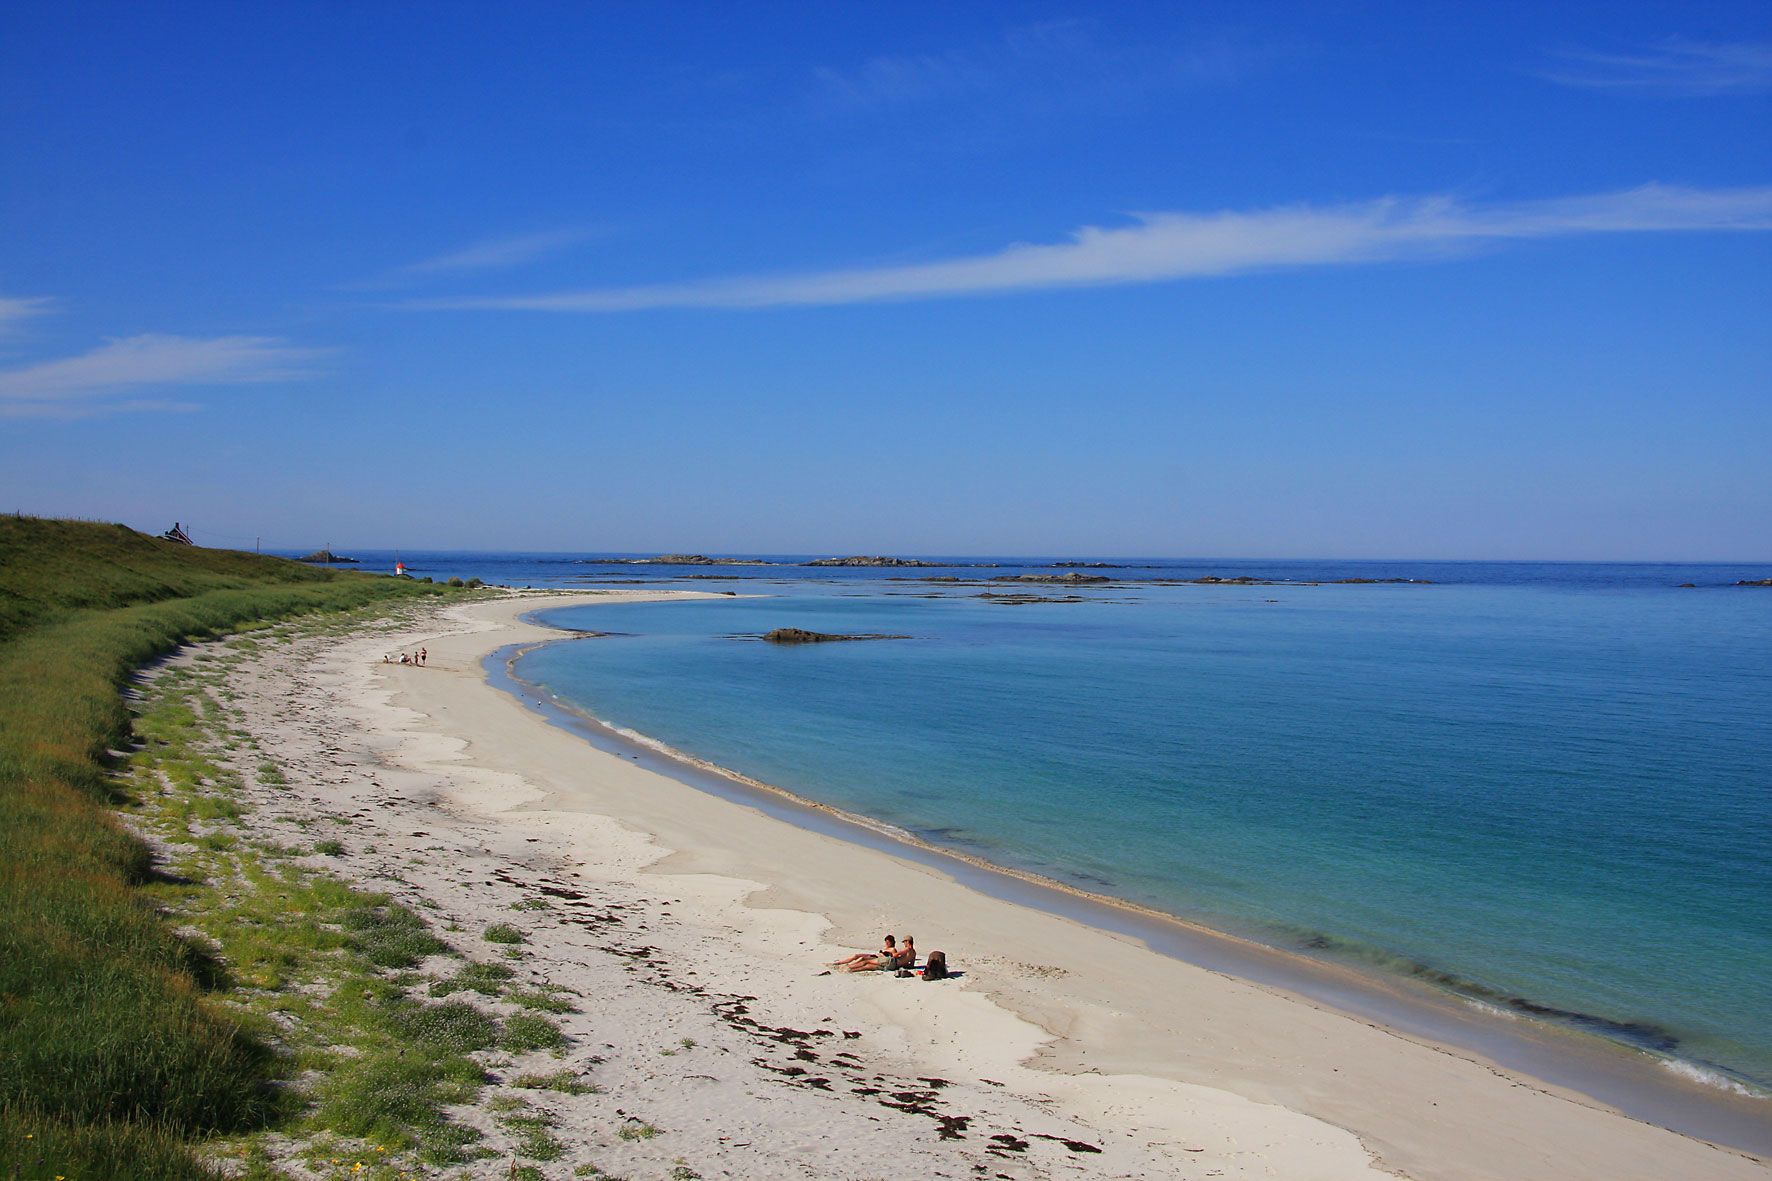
{"left": 616, "top": 554, "right": 773, "bottom": 565}
{"left": 1165, "top": 575, "right": 1430, "bottom": 586}
{"left": 297, "top": 550, "right": 356, "bottom": 563}
{"left": 803, "top": 556, "right": 947, "bottom": 567}
{"left": 991, "top": 572, "right": 1113, "bottom": 584}
{"left": 758, "top": 628, "right": 911, "bottom": 644}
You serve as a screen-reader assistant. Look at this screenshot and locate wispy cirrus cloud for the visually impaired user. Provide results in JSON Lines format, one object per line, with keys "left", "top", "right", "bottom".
{"left": 346, "top": 229, "right": 597, "bottom": 292}
{"left": 812, "top": 20, "right": 1288, "bottom": 121}
{"left": 398, "top": 229, "right": 592, "bottom": 275}
{"left": 405, "top": 183, "right": 1772, "bottom": 314}
{"left": 1538, "top": 39, "right": 1772, "bottom": 94}
{"left": 0, "top": 334, "right": 327, "bottom": 418}
{"left": 0, "top": 295, "right": 55, "bottom": 338}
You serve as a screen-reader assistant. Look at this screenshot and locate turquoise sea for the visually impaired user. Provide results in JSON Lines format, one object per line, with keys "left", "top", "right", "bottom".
{"left": 489, "top": 559, "right": 1772, "bottom": 1104}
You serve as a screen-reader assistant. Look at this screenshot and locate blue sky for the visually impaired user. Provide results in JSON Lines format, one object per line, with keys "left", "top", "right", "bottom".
{"left": 3, "top": 2, "right": 1768, "bottom": 559}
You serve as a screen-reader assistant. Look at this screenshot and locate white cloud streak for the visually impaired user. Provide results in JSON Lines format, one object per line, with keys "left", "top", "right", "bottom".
{"left": 407, "top": 183, "right": 1772, "bottom": 313}
{"left": 397, "top": 229, "right": 591, "bottom": 275}
{"left": 0, "top": 295, "right": 54, "bottom": 336}
{"left": 1539, "top": 40, "right": 1772, "bottom": 94}
{"left": 812, "top": 21, "right": 1282, "bottom": 114}
{"left": 0, "top": 334, "right": 327, "bottom": 417}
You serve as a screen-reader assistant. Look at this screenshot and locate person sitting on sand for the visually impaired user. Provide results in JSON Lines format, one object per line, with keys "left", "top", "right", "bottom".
{"left": 921, "top": 950, "right": 949, "bottom": 981}
{"left": 831, "top": 935, "right": 895, "bottom": 971}
{"left": 894, "top": 935, "right": 916, "bottom": 970}
{"left": 399, "top": 652, "right": 409, "bottom": 664}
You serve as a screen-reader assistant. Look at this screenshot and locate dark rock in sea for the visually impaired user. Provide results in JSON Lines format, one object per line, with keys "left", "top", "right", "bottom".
{"left": 758, "top": 628, "right": 911, "bottom": 644}
{"left": 622, "top": 554, "right": 775, "bottom": 565}
{"left": 1678, "top": 583, "right": 1697, "bottom": 588}
{"left": 1328, "top": 577, "right": 1429, "bottom": 584}
{"left": 802, "top": 555, "right": 946, "bottom": 567}
{"left": 990, "top": 572, "right": 1113, "bottom": 584}
{"left": 1148, "top": 575, "right": 1429, "bottom": 586}
{"left": 1052, "top": 561, "right": 1125, "bottom": 568}
{"left": 976, "top": 593, "right": 1090, "bottom": 604}
{"left": 298, "top": 550, "right": 356, "bottom": 563}
{"left": 1737, "top": 578, "right": 1772, "bottom": 586}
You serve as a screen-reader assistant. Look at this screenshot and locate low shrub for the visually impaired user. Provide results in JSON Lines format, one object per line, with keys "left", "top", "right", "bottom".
{"left": 508, "top": 987, "right": 575, "bottom": 1013}
{"left": 429, "top": 961, "right": 516, "bottom": 997}
{"left": 343, "top": 902, "right": 451, "bottom": 968}
{"left": 386, "top": 999, "right": 501, "bottom": 1055}
{"left": 499, "top": 1013, "right": 566, "bottom": 1054}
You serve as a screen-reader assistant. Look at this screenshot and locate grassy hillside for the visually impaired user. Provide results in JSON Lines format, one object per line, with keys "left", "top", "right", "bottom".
{"left": 0, "top": 518, "right": 452, "bottom": 1180}
{"left": 0, "top": 516, "right": 357, "bottom": 642}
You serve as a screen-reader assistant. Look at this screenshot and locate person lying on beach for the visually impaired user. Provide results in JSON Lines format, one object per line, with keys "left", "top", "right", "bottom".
{"left": 830, "top": 935, "right": 895, "bottom": 971}
{"left": 839, "top": 952, "right": 899, "bottom": 972}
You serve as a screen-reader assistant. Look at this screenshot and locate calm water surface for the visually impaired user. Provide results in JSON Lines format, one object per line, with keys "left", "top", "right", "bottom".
{"left": 498, "top": 562, "right": 1771, "bottom": 1093}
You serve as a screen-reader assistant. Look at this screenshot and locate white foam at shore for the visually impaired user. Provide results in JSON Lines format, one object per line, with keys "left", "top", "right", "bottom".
{"left": 1655, "top": 1056, "right": 1768, "bottom": 1099}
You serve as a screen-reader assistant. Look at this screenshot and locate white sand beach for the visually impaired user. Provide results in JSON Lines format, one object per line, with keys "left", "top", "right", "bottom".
{"left": 208, "top": 590, "right": 1771, "bottom": 1180}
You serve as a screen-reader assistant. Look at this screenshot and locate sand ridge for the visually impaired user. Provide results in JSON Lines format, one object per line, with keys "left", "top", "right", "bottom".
{"left": 207, "top": 589, "right": 1768, "bottom": 1180}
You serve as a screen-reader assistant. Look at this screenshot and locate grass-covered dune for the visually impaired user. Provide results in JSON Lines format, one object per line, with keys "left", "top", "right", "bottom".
{"left": 0, "top": 518, "right": 449, "bottom": 1180}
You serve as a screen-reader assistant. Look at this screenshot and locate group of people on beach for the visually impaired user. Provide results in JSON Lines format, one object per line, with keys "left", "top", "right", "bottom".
{"left": 383, "top": 647, "right": 427, "bottom": 666}
{"left": 829, "top": 934, "right": 949, "bottom": 980}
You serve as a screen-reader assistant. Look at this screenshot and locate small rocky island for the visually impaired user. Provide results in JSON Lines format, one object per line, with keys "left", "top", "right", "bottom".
{"left": 297, "top": 549, "right": 356, "bottom": 564}
{"left": 758, "top": 628, "right": 911, "bottom": 644}
{"left": 610, "top": 554, "right": 775, "bottom": 565}
{"left": 587, "top": 554, "right": 1000, "bottom": 568}
{"left": 992, "top": 572, "right": 1114, "bottom": 584}
{"left": 802, "top": 555, "right": 951, "bottom": 567}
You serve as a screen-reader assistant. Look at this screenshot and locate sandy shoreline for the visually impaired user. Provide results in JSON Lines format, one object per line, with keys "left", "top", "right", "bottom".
{"left": 218, "top": 589, "right": 1770, "bottom": 1179}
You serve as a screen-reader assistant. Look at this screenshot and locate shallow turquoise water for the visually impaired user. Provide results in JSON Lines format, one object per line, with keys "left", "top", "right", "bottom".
{"left": 516, "top": 576, "right": 1772, "bottom": 1089}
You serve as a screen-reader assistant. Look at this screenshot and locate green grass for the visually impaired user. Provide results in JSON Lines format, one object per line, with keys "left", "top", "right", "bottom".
{"left": 0, "top": 516, "right": 369, "bottom": 643}
{"left": 482, "top": 921, "right": 526, "bottom": 944}
{"left": 510, "top": 1069, "right": 596, "bottom": 1095}
{"left": 0, "top": 516, "right": 461, "bottom": 1179}
{"left": 122, "top": 606, "right": 501, "bottom": 1174}
{"left": 507, "top": 986, "right": 577, "bottom": 1013}
{"left": 429, "top": 960, "right": 517, "bottom": 997}
{"left": 385, "top": 999, "right": 501, "bottom": 1055}
{"left": 342, "top": 901, "right": 450, "bottom": 968}
{"left": 498, "top": 1012, "right": 568, "bottom": 1054}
